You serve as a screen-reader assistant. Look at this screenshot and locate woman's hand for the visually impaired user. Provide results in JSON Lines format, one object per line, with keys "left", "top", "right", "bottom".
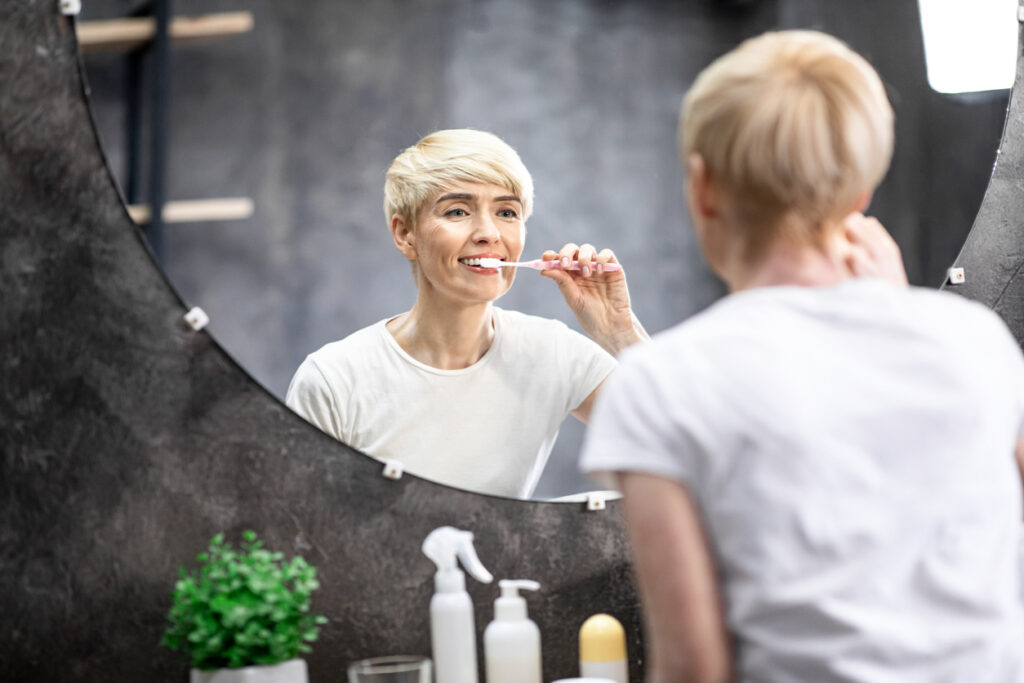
{"left": 540, "top": 242, "right": 648, "bottom": 355}
{"left": 842, "top": 212, "right": 908, "bottom": 286}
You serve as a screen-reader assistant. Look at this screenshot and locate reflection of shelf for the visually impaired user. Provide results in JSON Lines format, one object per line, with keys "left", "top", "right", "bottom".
{"left": 127, "top": 197, "right": 254, "bottom": 225}
{"left": 77, "top": 11, "right": 254, "bottom": 54}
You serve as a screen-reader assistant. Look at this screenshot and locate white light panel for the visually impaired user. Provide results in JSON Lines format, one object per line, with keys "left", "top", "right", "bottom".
{"left": 918, "top": 0, "right": 1017, "bottom": 93}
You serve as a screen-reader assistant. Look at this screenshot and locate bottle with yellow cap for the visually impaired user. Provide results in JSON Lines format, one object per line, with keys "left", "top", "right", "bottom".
{"left": 578, "top": 613, "right": 628, "bottom": 683}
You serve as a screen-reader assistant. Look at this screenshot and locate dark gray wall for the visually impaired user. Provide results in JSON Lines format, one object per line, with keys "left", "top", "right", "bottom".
{"left": 80, "top": 0, "right": 1008, "bottom": 498}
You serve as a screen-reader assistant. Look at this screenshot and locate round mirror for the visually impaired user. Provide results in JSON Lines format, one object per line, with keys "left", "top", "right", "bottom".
{"left": 79, "top": 0, "right": 1008, "bottom": 498}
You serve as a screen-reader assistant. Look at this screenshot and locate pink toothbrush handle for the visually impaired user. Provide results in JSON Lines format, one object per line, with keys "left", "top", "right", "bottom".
{"left": 529, "top": 259, "right": 622, "bottom": 272}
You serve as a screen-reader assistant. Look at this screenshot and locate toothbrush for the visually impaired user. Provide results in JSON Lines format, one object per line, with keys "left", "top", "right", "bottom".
{"left": 477, "top": 257, "right": 622, "bottom": 272}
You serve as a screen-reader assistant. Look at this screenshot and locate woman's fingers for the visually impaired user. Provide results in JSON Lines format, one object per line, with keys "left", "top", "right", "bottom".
{"left": 843, "top": 213, "right": 907, "bottom": 285}
{"left": 595, "top": 248, "right": 617, "bottom": 274}
{"left": 541, "top": 247, "right": 576, "bottom": 290}
{"left": 843, "top": 243, "right": 875, "bottom": 278}
{"left": 546, "top": 243, "right": 621, "bottom": 277}
{"left": 574, "top": 243, "right": 598, "bottom": 276}
{"left": 556, "top": 242, "right": 607, "bottom": 276}
{"left": 557, "top": 243, "right": 579, "bottom": 269}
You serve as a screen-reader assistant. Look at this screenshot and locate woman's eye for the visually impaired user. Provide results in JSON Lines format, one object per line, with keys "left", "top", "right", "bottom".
{"left": 445, "top": 208, "right": 468, "bottom": 217}
{"left": 498, "top": 209, "right": 518, "bottom": 219}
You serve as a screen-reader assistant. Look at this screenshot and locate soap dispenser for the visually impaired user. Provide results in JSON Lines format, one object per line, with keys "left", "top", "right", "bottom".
{"left": 483, "top": 579, "right": 542, "bottom": 683}
{"left": 422, "top": 526, "right": 493, "bottom": 683}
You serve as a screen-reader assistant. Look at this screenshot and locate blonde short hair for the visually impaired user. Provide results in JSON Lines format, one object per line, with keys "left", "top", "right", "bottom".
{"left": 680, "top": 30, "right": 894, "bottom": 244}
{"left": 384, "top": 129, "right": 534, "bottom": 226}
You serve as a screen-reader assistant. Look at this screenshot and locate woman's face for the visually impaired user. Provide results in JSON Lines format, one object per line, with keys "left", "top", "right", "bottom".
{"left": 405, "top": 180, "right": 526, "bottom": 306}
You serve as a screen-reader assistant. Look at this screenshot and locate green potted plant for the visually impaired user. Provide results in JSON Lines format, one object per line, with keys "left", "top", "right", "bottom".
{"left": 162, "top": 530, "right": 328, "bottom": 683}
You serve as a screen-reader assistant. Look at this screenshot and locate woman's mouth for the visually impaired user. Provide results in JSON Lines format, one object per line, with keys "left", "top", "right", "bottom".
{"left": 459, "top": 257, "right": 503, "bottom": 272}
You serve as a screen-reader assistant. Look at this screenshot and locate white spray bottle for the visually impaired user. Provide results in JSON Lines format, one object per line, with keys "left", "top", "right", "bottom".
{"left": 422, "top": 526, "right": 493, "bottom": 683}
{"left": 484, "top": 579, "right": 542, "bottom": 683}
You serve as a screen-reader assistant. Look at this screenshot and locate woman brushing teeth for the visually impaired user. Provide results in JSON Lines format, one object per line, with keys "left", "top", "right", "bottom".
{"left": 286, "top": 128, "right": 646, "bottom": 498}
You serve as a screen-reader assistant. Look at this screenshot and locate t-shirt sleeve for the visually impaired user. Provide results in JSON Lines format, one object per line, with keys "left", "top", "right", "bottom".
{"left": 558, "top": 326, "right": 619, "bottom": 414}
{"left": 985, "top": 311, "right": 1024, "bottom": 441}
{"left": 285, "top": 357, "right": 346, "bottom": 441}
{"left": 579, "top": 346, "right": 707, "bottom": 488}
{"left": 1016, "top": 355, "right": 1024, "bottom": 442}
{"left": 1007, "top": 335, "right": 1024, "bottom": 441}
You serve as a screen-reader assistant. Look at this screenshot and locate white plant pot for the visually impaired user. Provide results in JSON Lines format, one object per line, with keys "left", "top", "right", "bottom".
{"left": 190, "top": 658, "right": 308, "bottom": 683}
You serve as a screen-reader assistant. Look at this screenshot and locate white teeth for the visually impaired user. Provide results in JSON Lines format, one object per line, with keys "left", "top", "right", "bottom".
{"left": 459, "top": 257, "right": 500, "bottom": 267}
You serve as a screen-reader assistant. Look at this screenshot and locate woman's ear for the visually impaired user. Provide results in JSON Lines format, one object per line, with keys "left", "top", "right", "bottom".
{"left": 391, "top": 214, "right": 417, "bottom": 260}
{"left": 686, "top": 154, "right": 717, "bottom": 221}
{"left": 853, "top": 190, "right": 873, "bottom": 213}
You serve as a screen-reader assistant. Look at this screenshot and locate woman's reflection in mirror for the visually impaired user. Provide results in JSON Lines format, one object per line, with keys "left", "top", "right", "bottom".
{"left": 286, "top": 129, "right": 648, "bottom": 498}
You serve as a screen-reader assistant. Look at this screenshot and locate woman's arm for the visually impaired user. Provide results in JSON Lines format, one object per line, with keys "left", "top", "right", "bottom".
{"left": 570, "top": 379, "right": 605, "bottom": 424}
{"left": 617, "top": 471, "right": 733, "bottom": 683}
{"left": 541, "top": 243, "right": 649, "bottom": 356}
{"left": 1016, "top": 438, "right": 1024, "bottom": 520}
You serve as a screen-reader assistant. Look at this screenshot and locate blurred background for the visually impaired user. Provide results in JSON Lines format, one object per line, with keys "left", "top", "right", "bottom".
{"left": 78, "top": 0, "right": 1011, "bottom": 497}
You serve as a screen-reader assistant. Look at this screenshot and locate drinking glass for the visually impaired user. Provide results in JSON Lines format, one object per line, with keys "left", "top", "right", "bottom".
{"left": 347, "top": 655, "right": 432, "bottom": 683}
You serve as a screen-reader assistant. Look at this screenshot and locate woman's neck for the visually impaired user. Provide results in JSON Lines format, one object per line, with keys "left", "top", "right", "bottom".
{"left": 386, "top": 296, "right": 496, "bottom": 370}
{"left": 727, "top": 226, "right": 854, "bottom": 293}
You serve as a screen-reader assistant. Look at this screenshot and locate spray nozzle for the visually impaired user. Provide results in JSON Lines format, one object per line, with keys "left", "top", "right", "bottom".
{"left": 422, "top": 526, "right": 493, "bottom": 592}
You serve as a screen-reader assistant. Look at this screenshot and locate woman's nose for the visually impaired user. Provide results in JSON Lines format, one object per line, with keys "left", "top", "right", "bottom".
{"left": 471, "top": 216, "right": 500, "bottom": 242}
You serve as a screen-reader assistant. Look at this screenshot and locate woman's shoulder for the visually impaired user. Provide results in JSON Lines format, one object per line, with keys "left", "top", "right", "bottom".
{"left": 493, "top": 307, "right": 600, "bottom": 354}
{"left": 493, "top": 306, "right": 572, "bottom": 336}
{"left": 492, "top": 307, "right": 614, "bottom": 372}
{"left": 305, "top": 317, "right": 394, "bottom": 369}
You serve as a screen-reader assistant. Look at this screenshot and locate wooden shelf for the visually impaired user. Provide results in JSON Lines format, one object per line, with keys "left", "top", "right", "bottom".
{"left": 127, "top": 197, "right": 254, "bottom": 225}
{"left": 77, "top": 11, "right": 254, "bottom": 54}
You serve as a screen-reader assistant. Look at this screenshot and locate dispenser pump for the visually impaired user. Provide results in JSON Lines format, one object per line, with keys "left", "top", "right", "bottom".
{"left": 422, "top": 526, "right": 493, "bottom": 593}
{"left": 494, "top": 579, "right": 540, "bottom": 621}
{"left": 484, "top": 579, "right": 543, "bottom": 683}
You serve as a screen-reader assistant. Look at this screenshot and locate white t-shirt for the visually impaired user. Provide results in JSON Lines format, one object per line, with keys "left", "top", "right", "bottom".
{"left": 581, "top": 279, "right": 1024, "bottom": 682}
{"left": 287, "top": 307, "right": 616, "bottom": 498}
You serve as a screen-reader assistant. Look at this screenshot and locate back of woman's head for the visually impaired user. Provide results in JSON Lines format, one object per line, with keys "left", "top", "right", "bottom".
{"left": 680, "top": 30, "right": 894, "bottom": 243}
{"left": 384, "top": 129, "right": 534, "bottom": 226}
